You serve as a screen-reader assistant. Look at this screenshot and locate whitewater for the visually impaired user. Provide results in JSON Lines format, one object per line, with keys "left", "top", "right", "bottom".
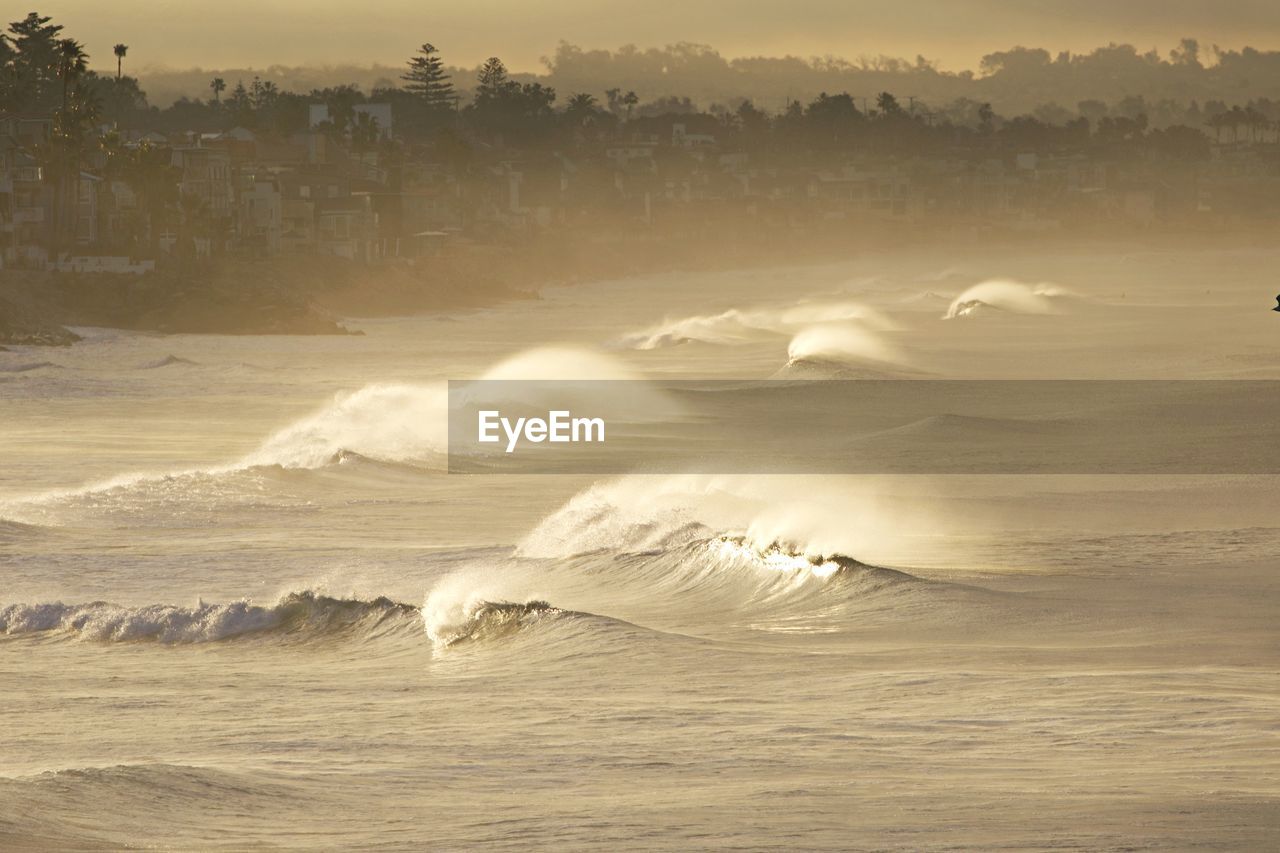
{"left": 1, "top": 245, "right": 1278, "bottom": 850}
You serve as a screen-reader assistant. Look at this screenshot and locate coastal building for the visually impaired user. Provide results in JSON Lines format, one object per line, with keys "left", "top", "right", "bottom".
{"left": 316, "top": 194, "right": 379, "bottom": 261}
{"left": 173, "top": 146, "right": 233, "bottom": 214}
{"left": 238, "top": 175, "right": 283, "bottom": 256}
{"left": 0, "top": 153, "right": 51, "bottom": 268}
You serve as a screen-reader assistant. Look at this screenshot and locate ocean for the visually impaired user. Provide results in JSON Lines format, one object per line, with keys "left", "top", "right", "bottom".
{"left": 1, "top": 245, "right": 1277, "bottom": 849}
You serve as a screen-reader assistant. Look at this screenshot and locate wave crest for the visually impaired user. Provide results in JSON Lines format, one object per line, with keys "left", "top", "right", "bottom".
{"left": 616, "top": 299, "right": 896, "bottom": 350}
{"left": 239, "top": 383, "right": 449, "bottom": 470}
{"left": 0, "top": 591, "right": 419, "bottom": 644}
{"left": 425, "top": 599, "right": 564, "bottom": 647}
{"left": 944, "top": 279, "right": 1072, "bottom": 319}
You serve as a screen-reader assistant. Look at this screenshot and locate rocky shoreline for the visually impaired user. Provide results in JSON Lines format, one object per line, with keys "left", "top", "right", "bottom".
{"left": 0, "top": 289, "right": 84, "bottom": 346}
{"left": 0, "top": 249, "right": 532, "bottom": 347}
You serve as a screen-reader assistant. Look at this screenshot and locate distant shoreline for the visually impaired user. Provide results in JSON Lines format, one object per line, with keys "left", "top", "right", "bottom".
{"left": 3, "top": 224, "right": 1275, "bottom": 348}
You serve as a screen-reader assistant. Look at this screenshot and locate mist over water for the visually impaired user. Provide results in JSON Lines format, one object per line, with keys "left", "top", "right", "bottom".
{"left": 1, "top": 247, "right": 1278, "bottom": 849}
{"left": 785, "top": 322, "right": 905, "bottom": 366}
{"left": 242, "top": 383, "right": 451, "bottom": 469}
{"left": 615, "top": 297, "right": 897, "bottom": 349}
{"left": 943, "top": 278, "right": 1073, "bottom": 318}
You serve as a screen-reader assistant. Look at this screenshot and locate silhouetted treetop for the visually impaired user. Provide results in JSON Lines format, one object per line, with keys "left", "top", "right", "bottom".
{"left": 402, "top": 43, "right": 455, "bottom": 111}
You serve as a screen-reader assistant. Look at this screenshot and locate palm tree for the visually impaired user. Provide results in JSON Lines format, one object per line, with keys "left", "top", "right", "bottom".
{"left": 52, "top": 38, "right": 90, "bottom": 258}
{"left": 57, "top": 39, "right": 88, "bottom": 111}
{"left": 112, "top": 44, "right": 129, "bottom": 131}
{"left": 210, "top": 77, "right": 226, "bottom": 104}
{"left": 565, "top": 92, "right": 597, "bottom": 120}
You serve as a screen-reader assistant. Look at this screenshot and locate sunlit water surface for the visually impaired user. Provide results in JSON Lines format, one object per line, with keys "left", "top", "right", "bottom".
{"left": 1, "top": 245, "right": 1277, "bottom": 849}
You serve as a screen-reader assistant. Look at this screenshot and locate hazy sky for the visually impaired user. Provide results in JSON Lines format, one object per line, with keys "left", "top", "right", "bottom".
{"left": 32, "top": 0, "right": 1280, "bottom": 74}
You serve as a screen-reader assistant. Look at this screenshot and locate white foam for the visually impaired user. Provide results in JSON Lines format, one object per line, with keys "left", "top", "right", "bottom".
{"left": 786, "top": 323, "right": 903, "bottom": 365}
{"left": 240, "top": 383, "right": 450, "bottom": 470}
{"left": 617, "top": 298, "right": 896, "bottom": 350}
{"left": 943, "top": 279, "right": 1071, "bottom": 319}
{"left": 516, "top": 474, "right": 926, "bottom": 566}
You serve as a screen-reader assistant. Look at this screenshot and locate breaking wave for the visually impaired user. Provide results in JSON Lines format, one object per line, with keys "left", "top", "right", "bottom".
{"left": 424, "top": 598, "right": 589, "bottom": 648}
{"left": 422, "top": 534, "right": 946, "bottom": 645}
{"left": 786, "top": 323, "right": 901, "bottom": 364}
{"left": 394, "top": 473, "right": 983, "bottom": 637}
{"left": 773, "top": 358, "right": 924, "bottom": 379}
{"left": 775, "top": 322, "right": 925, "bottom": 378}
{"left": 0, "top": 344, "right": 662, "bottom": 525}
{"left": 943, "top": 279, "right": 1073, "bottom": 319}
{"left": 616, "top": 298, "right": 896, "bottom": 350}
{"left": 240, "top": 382, "right": 450, "bottom": 470}
{"left": 516, "top": 474, "right": 927, "bottom": 565}
{"left": 479, "top": 345, "right": 648, "bottom": 380}
{"left": 459, "top": 345, "right": 679, "bottom": 423}
{"left": 417, "top": 470, "right": 958, "bottom": 649}
{"left": 618, "top": 308, "right": 775, "bottom": 349}
{"left": 0, "top": 591, "right": 419, "bottom": 645}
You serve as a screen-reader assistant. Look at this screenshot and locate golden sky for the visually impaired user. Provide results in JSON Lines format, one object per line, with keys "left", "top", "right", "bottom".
{"left": 31, "top": 0, "right": 1280, "bottom": 73}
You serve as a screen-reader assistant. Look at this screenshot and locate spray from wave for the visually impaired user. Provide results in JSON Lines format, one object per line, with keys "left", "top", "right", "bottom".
{"left": 516, "top": 474, "right": 930, "bottom": 568}
{"left": 418, "top": 473, "right": 936, "bottom": 650}
{"left": 240, "top": 383, "right": 450, "bottom": 470}
{"left": 461, "top": 345, "right": 678, "bottom": 422}
{"left": 221, "top": 346, "right": 656, "bottom": 471}
{"left": 0, "top": 345, "right": 660, "bottom": 524}
{"left": 0, "top": 383, "right": 451, "bottom": 524}
{"left": 775, "top": 321, "right": 921, "bottom": 379}
{"left": 420, "top": 568, "right": 665, "bottom": 652}
{"left": 786, "top": 323, "right": 902, "bottom": 364}
{"left": 617, "top": 308, "right": 772, "bottom": 349}
{"left": 616, "top": 298, "right": 897, "bottom": 350}
{"left": 943, "top": 279, "right": 1073, "bottom": 319}
{"left": 479, "top": 346, "right": 645, "bottom": 380}
{"left": 424, "top": 598, "right": 562, "bottom": 647}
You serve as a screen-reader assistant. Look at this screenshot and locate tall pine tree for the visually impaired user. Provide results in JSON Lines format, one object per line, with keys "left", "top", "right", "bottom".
{"left": 3, "top": 12, "right": 65, "bottom": 112}
{"left": 474, "top": 57, "right": 512, "bottom": 106}
{"left": 402, "top": 43, "right": 455, "bottom": 111}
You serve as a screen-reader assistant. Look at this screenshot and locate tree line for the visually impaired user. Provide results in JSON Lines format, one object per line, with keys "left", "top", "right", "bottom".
{"left": 3, "top": 11, "right": 1276, "bottom": 256}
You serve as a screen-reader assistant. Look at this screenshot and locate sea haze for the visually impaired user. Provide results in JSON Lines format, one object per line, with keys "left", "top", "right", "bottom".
{"left": 1, "top": 244, "right": 1277, "bottom": 849}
